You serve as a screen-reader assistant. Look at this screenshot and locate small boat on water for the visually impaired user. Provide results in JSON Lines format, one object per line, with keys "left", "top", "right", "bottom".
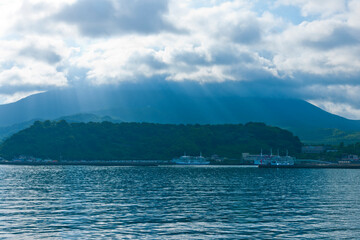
{"left": 255, "top": 149, "right": 295, "bottom": 166}
{"left": 172, "top": 153, "right": 210, "bottom": 165}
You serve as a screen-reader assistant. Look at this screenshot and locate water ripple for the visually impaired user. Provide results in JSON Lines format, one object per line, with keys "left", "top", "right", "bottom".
{"left": 0, "top": 166, "right": 359, "bottom": 239}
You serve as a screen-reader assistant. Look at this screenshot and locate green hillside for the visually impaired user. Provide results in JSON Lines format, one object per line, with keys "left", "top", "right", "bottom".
{"left": 0, "top": 121, "right": 301, "bottom": 160}
{"left": 0, "top": 113, "right": 121, "bottom": 141}
{"left": 289, "top": 128, "right": 360, "bottom": 145}
{"left": 0, "top": 83, "right": 360, "bottom": 146}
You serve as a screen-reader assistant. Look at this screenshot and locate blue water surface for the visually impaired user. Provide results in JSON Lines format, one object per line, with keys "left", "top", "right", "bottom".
{"left": 0, "top": 165, "right": 359, "bottom": 239}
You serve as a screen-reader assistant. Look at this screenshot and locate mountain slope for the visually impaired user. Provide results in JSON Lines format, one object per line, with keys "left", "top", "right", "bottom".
{"left": 0, "top": 83, "right": 359, "bottom": 142}
{"left": 54, "top": 113, "right": 121, "bottom": 124}
{"left": 0, "top": 121, "right": 301, "bottom": 160}
{"left": 0, "top": 113, "right": 121, "bottom": 141}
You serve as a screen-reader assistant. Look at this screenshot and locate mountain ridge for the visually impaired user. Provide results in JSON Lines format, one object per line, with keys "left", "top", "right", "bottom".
{"left": 0, "top": 113, "right": 121, "bottom": 141}
{"left": 0, "top": 83, "right": 359, "bottom": 143}
{"left": 0, "top": 121, "right": 301, "bottom": 160}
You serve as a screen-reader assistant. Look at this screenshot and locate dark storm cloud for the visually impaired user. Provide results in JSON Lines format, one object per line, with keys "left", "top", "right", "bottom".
{"left": 19, "top": 46, "right": 61, "bottom": 64}
{"left": 54, "top": 0, "right": 178, "bottom": 36}
{"left": 304, "top": 26, "right": 360, "bottom": 50}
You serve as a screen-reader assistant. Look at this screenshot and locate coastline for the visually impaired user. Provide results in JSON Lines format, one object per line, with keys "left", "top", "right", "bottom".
{"left": 258, "top": 164, "right": 360, "bottom": 169}
{"left": 0, "top": 161, "right": 159, "bottom": 166}
{"left": 2, "top": 161, "right": 360, "bottom": 168}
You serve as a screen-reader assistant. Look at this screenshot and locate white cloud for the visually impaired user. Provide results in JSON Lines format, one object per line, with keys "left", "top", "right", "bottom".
{"left": 309, "top": 100, "right": 360, "bottom": 120}
{"left": 276, "top": 0, "right": 348, "bottom": 17}
{"left": 0, "top": 90, "right": 44, "bottom": 104}
{"left": 0, "top": 36, "right": 70, "bottom": 94}
{"left": 0, "top": 0, "right": 360, "bottom": 119}
{"left": 69, "top": 1, "right": 281, "bottom": 83}
{"left": 0, "top": 1, "right": 22, "bottom": 37}
{"left": 270, "top": 18, "right": 360, "bottom": 77}
{"left": 0, "top": 64, "right": 67, "bottom": 88}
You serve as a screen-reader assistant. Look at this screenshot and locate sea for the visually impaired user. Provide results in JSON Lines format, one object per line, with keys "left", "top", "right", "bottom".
{"left": 0, "top": 165, "right": 359, "bottom": 239}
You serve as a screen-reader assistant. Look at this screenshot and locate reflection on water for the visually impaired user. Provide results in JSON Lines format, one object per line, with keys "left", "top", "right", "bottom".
{"left": 0, "top": 165, "right": 359, "bottom": 239}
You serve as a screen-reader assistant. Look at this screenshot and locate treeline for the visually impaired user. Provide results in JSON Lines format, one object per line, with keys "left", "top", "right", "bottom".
{"left": 0, "top": 121, "right": 302, "bottom": 160}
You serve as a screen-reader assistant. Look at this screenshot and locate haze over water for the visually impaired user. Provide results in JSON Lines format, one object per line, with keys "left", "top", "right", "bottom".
{"left": 0, "top": 165, "right": 359, "bottom": 239}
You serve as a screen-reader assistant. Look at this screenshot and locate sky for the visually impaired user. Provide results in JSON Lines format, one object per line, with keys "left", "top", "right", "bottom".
{"left": 0, "top": 0, "right": 359, "bottom": 119}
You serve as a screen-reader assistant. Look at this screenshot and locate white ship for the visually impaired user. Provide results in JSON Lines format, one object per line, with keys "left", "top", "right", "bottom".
{"left": 254, "top": 149, "right": 295, "bottom": 166}
{"left": 172, "top": 153, "right": 210, "bottom": 165}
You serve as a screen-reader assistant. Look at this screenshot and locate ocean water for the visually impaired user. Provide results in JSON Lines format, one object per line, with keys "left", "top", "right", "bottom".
{"left": 0, "top": 165, "right": 359, "bottom": 239}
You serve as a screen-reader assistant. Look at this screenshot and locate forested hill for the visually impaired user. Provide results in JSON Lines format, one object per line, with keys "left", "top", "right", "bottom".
{"left": 0, "top": 121, "right": 302, "bottom": 160}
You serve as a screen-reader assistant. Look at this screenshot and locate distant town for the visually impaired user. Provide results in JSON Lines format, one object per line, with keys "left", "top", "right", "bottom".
{"left": 2, "top": 143, "right": 360, "bottom": 168}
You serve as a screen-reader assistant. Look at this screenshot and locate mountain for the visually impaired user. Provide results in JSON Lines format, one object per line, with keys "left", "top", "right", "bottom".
{"left": 291, "top": 128, "right": 360, "bottom": 145}
{"left": 54, "top": 113, "right": 121, "bottom": 124}
{"left": 0, "top": 121, "right": 301, "bottom": 160}
{"left": 0, "top": 119, "right": 41, "bottom": 141}
{"left": 0, "top": 113, "right": 120, "bottom": 141}
{"left": 0, "top": 82, "right": 359, "bottom": 143}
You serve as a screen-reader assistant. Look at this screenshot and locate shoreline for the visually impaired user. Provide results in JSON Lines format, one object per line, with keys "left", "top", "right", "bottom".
{"left": 2, "top": 162, "right": 360, "bottom": 168}
{"left": 258, "top": 164, "right": 360, "bottom": 169}
{"left": 0, "top": 161, "right": 159, "bottom": 166}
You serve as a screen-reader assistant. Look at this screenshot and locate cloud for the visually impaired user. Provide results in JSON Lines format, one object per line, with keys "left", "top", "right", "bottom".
{"left": 0, "top": 35, "right": 71, "bottom": 97}
{"left": 276, "top": 0, "right": 348, "bottom": 17}
{"left": 0, "top": 64, "right": 67, "bottom": 91}
{"left": 1, "top": 0, "right": 360, "bottom": 118}
{"left": 230, "top": 16, "right": 262, "bottom": 44}
{"left": 309, "top": 100, "right": 360, "bottom": 120}
{"left": 19, "top": 46, "right": 61, "bottom": 64}
{"left": 303, "top": 25, "right": 360, "bottom": 50}
{"left": 54, "top": 0, "right": 177, "bottom": 36}
{"left": 0, "top": 90, "right": 45, "bottom": 104}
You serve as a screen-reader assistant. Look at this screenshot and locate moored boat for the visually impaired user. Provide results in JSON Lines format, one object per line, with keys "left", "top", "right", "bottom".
{"left": 255, "top": 149, "right": 295, "bottom": 166}
{"left": 172, "top": 153, "right": 210, "bottom": 165}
